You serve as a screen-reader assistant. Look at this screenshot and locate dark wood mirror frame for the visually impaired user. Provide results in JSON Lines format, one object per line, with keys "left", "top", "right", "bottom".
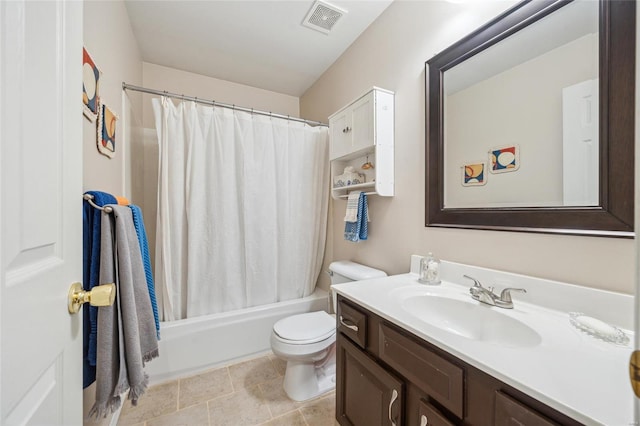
{"left": 425, "top": 0, "right": 635, "bottom": 237}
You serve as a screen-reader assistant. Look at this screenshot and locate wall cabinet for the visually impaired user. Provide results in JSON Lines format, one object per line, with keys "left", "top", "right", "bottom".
{"left": 335, "top": 296, "right": 582, "bottom": 426}
{"left": 329, "top": 87, "right": 394, "bottom": 199}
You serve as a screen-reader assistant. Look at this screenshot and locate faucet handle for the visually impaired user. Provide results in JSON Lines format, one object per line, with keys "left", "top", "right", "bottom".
{"left": 498, "top": 288, "right": 526, "bottom": 303}
{"left": 463, "top": 275, "right": 483, "bottom": 288}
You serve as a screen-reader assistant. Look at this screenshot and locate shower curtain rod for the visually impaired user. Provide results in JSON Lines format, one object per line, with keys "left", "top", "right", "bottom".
{"left": 122, "top": 82, "right": 328, "bottom": 127}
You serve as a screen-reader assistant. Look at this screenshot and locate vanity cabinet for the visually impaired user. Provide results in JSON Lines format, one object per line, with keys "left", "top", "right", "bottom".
{"left": 335, "top": 295, "right": 582, "bottom": 426}
{"left": 329, "top": 87, "right": 394, "bottom": 199}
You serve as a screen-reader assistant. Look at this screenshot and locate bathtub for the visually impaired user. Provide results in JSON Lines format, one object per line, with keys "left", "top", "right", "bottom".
{"left": 145, "top": 289, "right": 330, "bottom": 384}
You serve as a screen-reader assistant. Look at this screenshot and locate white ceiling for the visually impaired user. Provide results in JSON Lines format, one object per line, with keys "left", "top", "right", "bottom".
{"left": 124, "top": 0, "right": 393, "bottom": 97}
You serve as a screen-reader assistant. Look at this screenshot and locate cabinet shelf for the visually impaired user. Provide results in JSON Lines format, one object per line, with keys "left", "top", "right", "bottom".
{"left": 332, "top": 182, "right": 376, "bottom": 199}
{"left": 329, "top": 87, "right": 394, "bottom": 200}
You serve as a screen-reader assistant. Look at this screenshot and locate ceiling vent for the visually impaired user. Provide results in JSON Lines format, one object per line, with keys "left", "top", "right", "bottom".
{"left": 302, "top": 0, "right": 347, "bottom": 35}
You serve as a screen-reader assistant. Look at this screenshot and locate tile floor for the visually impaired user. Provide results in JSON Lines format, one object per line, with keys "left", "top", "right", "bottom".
{"left": 117, "top": 353, "right": 339, "bottom": 426}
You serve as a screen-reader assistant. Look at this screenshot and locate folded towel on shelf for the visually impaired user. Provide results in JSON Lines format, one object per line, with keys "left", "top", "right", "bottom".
{"left": 89, "top": 205, "right": 159, "bottom": 418}
{"left": 344, "top": 192, "right": 369, "bottom": 242}
{"left": 83, "top": 190, "right": 117, "bottom": 388}
{"left": 344, "top": 191, "right": 361, "bottom": 222}
{"left": 129, "top": 204, "right": 160, "bottom": 340}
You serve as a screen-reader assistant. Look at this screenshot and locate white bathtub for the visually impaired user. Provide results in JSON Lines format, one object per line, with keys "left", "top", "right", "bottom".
{"left": 145, "top": 289, "right": 330, "bottom": 384}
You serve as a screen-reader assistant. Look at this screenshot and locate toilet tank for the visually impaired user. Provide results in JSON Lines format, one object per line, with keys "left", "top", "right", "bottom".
{"left": 329, "top": 260, "right": 387, "bottom": 284}
{"left": 328, "top": 261, "right": 386, "bottom": 313}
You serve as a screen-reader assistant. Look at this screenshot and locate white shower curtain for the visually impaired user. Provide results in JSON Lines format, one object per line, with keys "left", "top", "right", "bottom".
{"left": 152, "top": 98, "right": 330, "bottom": 321}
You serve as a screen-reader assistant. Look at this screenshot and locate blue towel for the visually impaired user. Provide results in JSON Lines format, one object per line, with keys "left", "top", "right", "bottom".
{"left": 129, "top": 204, "right": 161, "bottom": 340}
{"left": 344, "top": 192, "right": 368, "bottom": 242}
{"left": 83, "top": 190, "right": 117, "bottom": 388}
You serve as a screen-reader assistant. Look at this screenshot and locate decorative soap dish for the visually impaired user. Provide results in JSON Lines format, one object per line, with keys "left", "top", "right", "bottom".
{"left": 568, "top": 312, "right": 629, "bottom": 346}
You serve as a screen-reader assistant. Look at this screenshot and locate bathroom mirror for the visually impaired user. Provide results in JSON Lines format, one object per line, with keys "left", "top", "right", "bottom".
{"left": 425, "top": 0, "right": 635, "bottom": 236}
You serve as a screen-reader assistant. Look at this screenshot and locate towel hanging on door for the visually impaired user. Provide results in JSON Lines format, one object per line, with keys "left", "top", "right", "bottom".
{"left": 129, "top": 204, "right": 160, "bottom": 339}
{"left": 89, "top": 205, "right": 159, "bottom": 418}
{"left": 83, "top": 190, "right": 117, "bottom": 388}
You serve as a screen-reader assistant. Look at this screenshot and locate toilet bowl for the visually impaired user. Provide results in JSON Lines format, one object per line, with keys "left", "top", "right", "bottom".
{"left": 270, "top": 261, "right": 386, "bottom": 402}
{"left": 271, "top": 311, "right": 337, "bottom": 402}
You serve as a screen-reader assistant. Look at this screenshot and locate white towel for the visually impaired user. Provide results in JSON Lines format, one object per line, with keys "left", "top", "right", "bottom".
{"left": 344, "top": 191, "right": 361, "bottom": 222}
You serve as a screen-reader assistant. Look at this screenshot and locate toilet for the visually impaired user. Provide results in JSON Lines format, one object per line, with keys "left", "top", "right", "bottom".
{"left": 270, "top": 260, "right": 387, "bottom": 402}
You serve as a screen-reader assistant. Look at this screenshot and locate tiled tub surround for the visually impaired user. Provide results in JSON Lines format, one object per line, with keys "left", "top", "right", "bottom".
{"left": 117, "top": 353, "right": 338, "bottom": 426}
{"left": 332, "top": 256, "right": 634, "bottom": 425}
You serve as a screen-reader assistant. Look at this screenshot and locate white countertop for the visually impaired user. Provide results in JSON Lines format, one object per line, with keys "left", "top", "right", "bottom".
{"left": 332, "top": 259, "right": 634, "bottom": 426}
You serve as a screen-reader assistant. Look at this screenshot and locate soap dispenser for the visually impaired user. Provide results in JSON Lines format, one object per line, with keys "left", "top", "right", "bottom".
{"left": 418, "top": 253, "right": 441, "bottom": 285}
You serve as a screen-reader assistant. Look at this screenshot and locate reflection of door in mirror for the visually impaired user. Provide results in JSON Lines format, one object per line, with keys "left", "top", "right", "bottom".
{"left": 562, "top": 79, "right": 598, "bottom": 206}
{"left": 443, "top": 0, "right": 598, "bottom": 209}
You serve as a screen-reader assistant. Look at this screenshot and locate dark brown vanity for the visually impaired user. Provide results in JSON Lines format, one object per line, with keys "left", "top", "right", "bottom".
{"left": 335, "top": 295, "right": 583, "bottom": 426}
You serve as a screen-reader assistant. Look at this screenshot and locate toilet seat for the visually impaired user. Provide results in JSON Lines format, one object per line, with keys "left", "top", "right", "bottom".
{"left": 273, "top": 311, "right": 335, "bottom": 345}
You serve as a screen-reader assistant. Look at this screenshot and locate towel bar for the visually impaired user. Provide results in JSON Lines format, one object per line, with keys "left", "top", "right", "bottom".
{"left": 83, "top": 193, "right": 113, "bottom": 213}
{"left": 338, "top": 191, "right": 376, "bottom": 199}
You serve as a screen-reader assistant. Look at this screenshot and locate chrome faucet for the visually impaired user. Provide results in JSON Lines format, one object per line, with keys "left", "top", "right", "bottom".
{"left": 463, "top": 275, "right": 526, "bottom": 309}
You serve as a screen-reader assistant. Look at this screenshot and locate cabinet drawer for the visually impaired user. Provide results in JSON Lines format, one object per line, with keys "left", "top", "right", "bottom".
{"left": 495, "top": 391, "right": 558, "bottom": 426}
{"left": 418, "top": 400, "right": 455, "bottom": 426}
{"left": 379, "top": 322, "right": 464, "bottom": 418}
{"left": 337, "top": 299, "right": 367, "bottom": 349}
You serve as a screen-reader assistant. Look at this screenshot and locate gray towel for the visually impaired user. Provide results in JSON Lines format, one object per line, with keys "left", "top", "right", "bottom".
{"left": 89, "top": 205, "right": 159, "bottom": 418}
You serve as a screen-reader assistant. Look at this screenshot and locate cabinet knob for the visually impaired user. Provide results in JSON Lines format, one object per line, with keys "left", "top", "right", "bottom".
{"left": 342, "top": 126, "right": 351, "bottom": 133}
{"left": 420, "top": 414, "right": 428, "bottom": 426}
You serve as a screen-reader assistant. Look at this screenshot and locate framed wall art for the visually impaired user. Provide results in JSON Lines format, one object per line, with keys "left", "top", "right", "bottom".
{"left": 462, "top": 161, "right": 487, "bottom": 187}
{"left": 82, "top": 47, "right": 101, "bottom": 121}
{"left": 97, "top": 102, "right": 117, "bottom": 158}
{"left": 489, "top": 145, "right": 519, "bottom": 173}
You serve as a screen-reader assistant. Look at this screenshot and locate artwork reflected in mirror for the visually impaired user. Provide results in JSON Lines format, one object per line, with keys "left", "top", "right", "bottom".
{"left": 426, "top": 0, "right": 634, "bottom": 236}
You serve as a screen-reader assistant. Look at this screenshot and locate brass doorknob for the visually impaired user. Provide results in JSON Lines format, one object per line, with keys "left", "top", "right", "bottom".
{"left": 68, "top": 282, "right": 116, "bottom": 314}
{"left": 630, "top": 350, "right": 640, "bottom": 398}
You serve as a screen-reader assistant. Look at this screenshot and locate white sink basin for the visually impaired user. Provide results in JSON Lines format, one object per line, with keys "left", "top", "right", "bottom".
{"left": 402, "top": 295, "right": 541, "bottom": 348}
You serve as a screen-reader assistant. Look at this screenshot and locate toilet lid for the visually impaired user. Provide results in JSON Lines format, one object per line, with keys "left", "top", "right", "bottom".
{"left": 273, "top": 311, "right": 335, "bottom": 343}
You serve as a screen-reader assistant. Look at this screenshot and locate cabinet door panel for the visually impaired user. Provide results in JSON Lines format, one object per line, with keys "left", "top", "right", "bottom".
{"left": 351, "top": 93, "right": 374, "bottom": 153}
{"left": 330, "top": 111, "right": 351, "bottom": 160}
{"left": 379, "top": 322, "right": 464, "bottom": 418}
{"left": 495, "top": 391, "right": 559, "bottom": 426}
{"left": 337, "top": 335, "right": 403, "bottom": 426}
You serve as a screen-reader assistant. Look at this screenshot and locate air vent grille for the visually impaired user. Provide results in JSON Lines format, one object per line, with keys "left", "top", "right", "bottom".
{"left": 302, "top": 0, "right": 347, "bottom": 34}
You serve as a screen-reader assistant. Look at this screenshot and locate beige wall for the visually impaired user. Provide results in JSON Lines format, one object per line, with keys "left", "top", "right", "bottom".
{"left": 83, "top": 0, "right": 142, "bottom": 197}
{"left": 301, "top": 0, "right": 635, "bottom": 295}
{"left": 141, "top": 62, "right": 300, "bottom": 128}
{"left": 82, "top": 0, "right": 143, "bottom": 422}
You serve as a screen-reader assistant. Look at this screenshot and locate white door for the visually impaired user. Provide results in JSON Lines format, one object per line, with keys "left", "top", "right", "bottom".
{"left": 1, "top": 1, "right": 83, "bottom": 425}
{"left": 562, "top": 79, "right": 599, "bottom": 206}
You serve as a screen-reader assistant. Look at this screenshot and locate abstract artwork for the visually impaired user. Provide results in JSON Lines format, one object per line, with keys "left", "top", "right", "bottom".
{"left": 489, "top": 145, "right": 519, "bottom": 173}
{"left": 97, "top": 102, "right": 116, "bottom": 158}
{"left": 462, "top": 161, "right": 487, "bottom": 186}
{"left": 82, "top": 47, "right": 101, "bottom": 121}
